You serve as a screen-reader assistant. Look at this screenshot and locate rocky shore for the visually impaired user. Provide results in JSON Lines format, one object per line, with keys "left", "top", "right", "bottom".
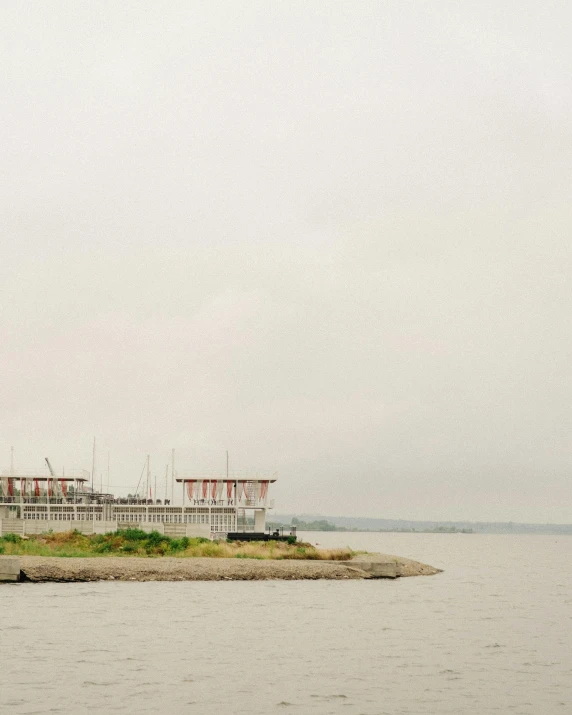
{"left": 7, "top": 553, "right": 441, "bottom": 582}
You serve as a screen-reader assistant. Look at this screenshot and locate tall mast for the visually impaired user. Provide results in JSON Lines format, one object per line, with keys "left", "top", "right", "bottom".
{"left": 91, "top": 437, "right": 96, "bottom": 494}
{"left": 171, "top": 448, "right": 175, "bottom": 503}
{"left": 146, "top": 455, "right": 150, "bottom": 500}
{"left": 165, "top": 464, "right": 168, "bottom": 502}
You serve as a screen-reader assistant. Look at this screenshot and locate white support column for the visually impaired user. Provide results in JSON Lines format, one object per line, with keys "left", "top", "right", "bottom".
{"left": 234, "top": 480, "right": 238, "bottom": 531}
{"left": 254, "top": 509, "right": 265, "bottom": 533}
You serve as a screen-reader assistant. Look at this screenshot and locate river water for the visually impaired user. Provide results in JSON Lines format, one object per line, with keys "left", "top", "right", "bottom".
{"left": 1, "top": 532, "right": 571, "bottom": 714}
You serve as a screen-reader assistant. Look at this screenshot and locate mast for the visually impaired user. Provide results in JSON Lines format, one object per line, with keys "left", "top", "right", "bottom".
{"left": 146, "top": 455, "right": 150, "bottom": 501}
{"left": 171, "top": 448, "right": 175, "bottom": 504}
{"left": 91, "top": 437, "right": 96, "bottom": 494}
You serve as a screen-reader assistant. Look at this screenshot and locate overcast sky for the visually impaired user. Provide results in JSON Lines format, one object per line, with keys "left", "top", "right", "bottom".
{"left": 1, "top": 2, "right": 571, "bottom": 522}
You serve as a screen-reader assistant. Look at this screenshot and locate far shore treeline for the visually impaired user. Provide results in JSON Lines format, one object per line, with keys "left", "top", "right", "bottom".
{"left": 272, "top": 515, "right": 572, "bottom": 535}
{"left": 269, "top": 517, "right": 473, "bottom": 534}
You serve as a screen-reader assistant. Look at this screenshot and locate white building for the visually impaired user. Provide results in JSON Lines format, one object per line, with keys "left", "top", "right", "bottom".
{"left": 0, "top": 468, "right": 276, "bottom": 539}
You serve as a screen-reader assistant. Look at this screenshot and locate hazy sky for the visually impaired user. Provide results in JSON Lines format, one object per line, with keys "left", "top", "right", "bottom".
{"left": 1, "top": 2, "right": 571, "bottom": 522}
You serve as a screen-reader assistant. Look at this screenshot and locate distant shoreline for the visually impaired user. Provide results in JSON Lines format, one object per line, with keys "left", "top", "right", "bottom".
{"left": 276, "top": 516, "right": 572, "bottom": 535}
{"left": 297, "top": 527, "right": 474, "bottom": 533}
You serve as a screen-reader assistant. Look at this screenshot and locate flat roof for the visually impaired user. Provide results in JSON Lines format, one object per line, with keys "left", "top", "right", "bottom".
{"left": 0, "top": 475, "right": 88, "bottom": 482}
{"left": 175, "top": 477, "right": 276, "bottom": 483}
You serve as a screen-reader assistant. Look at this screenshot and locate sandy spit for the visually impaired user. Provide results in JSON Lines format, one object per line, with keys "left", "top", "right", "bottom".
{"left": 18, "top": 556, "right": 364, "bottom": 582}
{"left": 11, "top": 553, "right": 441, "bottom": 582}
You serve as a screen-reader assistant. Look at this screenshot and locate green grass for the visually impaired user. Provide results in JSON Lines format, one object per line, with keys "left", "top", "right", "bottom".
{"left": 0, "top": 529, "right": 353, "bottom": 561}
{"left": 234, "top": 553, "right": 264, "bottom": 559}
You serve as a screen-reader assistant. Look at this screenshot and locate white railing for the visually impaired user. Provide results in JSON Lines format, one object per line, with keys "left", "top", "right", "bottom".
{"left": 184, "top": 495, "right": 270, "bottom": 507}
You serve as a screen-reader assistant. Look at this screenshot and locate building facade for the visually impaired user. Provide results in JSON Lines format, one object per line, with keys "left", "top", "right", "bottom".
{"left": 0, "top": 471, "right": 276, "bottom": 539}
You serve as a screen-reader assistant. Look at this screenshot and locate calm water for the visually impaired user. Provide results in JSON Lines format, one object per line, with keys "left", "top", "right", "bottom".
{"left": 1, "top": 533, "right": 571, "bottom": 715}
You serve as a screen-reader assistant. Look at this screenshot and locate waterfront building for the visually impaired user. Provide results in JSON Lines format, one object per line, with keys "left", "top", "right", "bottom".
{"left": 0, "top": 467, "right": 276, "bottom": 539}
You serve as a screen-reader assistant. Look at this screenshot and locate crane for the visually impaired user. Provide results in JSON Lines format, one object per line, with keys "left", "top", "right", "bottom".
{"left": 45, "top": 457, "right": 68, "bottom": 498}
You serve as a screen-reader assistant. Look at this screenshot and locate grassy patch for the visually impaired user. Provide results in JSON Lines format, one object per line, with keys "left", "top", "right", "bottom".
{"left": 235, "top": 553, "right": 264, "bottom": 559}
{"left": 0, "top": 530, "right": 352, "bottom": 561}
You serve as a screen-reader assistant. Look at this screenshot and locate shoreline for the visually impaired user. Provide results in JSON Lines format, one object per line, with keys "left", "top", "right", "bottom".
{"left": 2, "top": 553, "right": 441, "bottom": 582}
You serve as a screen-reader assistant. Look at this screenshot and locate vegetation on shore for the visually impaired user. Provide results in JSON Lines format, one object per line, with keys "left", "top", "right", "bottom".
{"left": 0, "top": 529, "right": 354, "bottom": 561}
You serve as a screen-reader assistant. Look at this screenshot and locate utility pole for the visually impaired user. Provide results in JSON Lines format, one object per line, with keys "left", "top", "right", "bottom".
{"left": 165, "top": 464, "right": 168, "bottom": 503}
{"left": 10, "top": 446, "right": 14, "bottom": 476}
